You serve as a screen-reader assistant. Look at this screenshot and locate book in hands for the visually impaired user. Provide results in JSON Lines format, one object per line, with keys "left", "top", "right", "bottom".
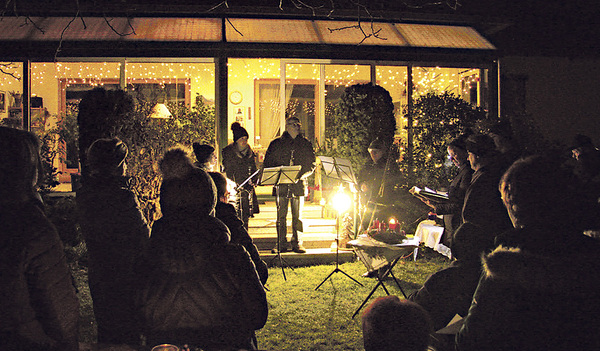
{"left": 409, "top": 186, "right": 449, "bottom": 203}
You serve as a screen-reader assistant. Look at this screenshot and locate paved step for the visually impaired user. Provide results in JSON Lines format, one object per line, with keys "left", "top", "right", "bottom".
{"left": 247, "top": 200, "right": 356, "bottom": 265}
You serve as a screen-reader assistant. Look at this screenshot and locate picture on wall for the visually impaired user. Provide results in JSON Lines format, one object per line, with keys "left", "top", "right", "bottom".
{"left": 0, "top": 91, "right": 5, "bottom": 113}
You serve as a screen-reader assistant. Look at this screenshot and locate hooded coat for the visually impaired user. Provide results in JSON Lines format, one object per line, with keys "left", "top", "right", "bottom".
{"left": 0, "top": 201, "right": 79, "bottom": 351}
{"left": 76, "top": 175, "right": 150, "bottom": 344}
{"left": 135, "top": 148, "right": 267, "bottom": 350}
{"left": 456, "top": 229, "right": 600, "bottom": 351}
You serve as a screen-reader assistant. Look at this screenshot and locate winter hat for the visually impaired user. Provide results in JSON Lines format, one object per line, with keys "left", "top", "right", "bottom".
{"left": 231, "top": 122, "right": 249, "bottom": 142}
{"left": 192, "top": 143, "right": 215, "bottom": 164}
{"left": 465, "top": 133, "right": 497, "bottom": 157}
{"left": 368, "top": 137, "right": 385, "bottom": 151}
{"left": 569, "top": 134, "right": 594, "bottom": 150}
{"left": 159, "top": 146, "right": 216, "bottom": 216}
{"left": 87, "top": 138, "right": 128, "bottom": 175}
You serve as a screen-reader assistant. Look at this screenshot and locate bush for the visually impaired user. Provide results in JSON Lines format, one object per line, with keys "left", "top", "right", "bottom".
{"left": 401, "top": 91, "right": 486, "bottom": 189}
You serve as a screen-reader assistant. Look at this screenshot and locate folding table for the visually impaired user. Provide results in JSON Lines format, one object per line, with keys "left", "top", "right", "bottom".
{"left": 348, "top": 235, "right": 420, "bottom": 318}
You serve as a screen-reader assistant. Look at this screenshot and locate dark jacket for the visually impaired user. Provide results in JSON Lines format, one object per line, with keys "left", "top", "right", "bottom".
{"left": 357, "top": 155, "right": 403, "bottom": 205}
{"left": 0, "top": 200, "right": 79, "bottom": 351}
{"left": 76, "top": 175, "right": 150, "bottom": 344}
{"left": 460, "top": 163, "right": 511, "bottom": 250}
{"left": 456, "top": 228, "right": 600, "bottom": 351}
{"left": 434, "top": 164, "right": 473, "bottom": 238}
{"left": 135, "top": 213, "right": 268, "bottom": 350}
{"left": 263, "top": 131, "right": 316, "bottom": 196}
{"left": 222, "top": 143, "right": 260, "bottom": 214}
{"left": 214, "top": 201, "right": 268, "bottom": 285}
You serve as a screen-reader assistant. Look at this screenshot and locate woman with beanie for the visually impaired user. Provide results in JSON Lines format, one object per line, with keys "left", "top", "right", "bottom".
{"left": 221, "top": 122, "right": 260, "bottom": 229}
{"left": 192, "top": 142, "right": 217, "bottom": 171}
{"left": 76, "top": 137, "right": 150, "bottom": 345}
{"left": 135, "top": 147, "right": 268, "bottom": 350}
{"left": 0, "top": 127, "right": 79, "bottom": 351}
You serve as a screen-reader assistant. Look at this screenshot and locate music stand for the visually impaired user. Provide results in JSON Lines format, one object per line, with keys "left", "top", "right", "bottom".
{"left": 259, "top": 165, "right": 302, "bottom": 281}
{"left": 315, "top": 157, "right": 363, "bottom": 290}
{"left": 319, "top": 156, "right": 360, "bottom": 237}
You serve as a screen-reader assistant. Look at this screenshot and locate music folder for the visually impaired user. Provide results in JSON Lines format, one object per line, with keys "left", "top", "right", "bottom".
{"left": 259, "top": 165, "right": 302, "bottom": 186}
{"left": 318, "top": 156, "right": 356, "bottom": 184}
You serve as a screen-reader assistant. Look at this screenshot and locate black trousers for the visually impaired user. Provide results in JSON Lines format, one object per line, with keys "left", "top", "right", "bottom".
{"left": 275, "top": 185, "right": 304, "bottom": 247}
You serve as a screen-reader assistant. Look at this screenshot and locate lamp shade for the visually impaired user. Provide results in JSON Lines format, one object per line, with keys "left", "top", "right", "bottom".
{"left": 149, "top": 103, "right": 172, "bottom": 119}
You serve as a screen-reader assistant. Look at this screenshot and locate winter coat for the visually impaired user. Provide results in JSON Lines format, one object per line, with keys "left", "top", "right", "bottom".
{"left": 434, "top": 164, "right": 473, "bottom": 239}
{"left": 357, "top": 155, "right": 403, "bottom": 205}
{"left": 456, "top": 228, "right": 600, "bottom": 351}
{"left": 222, "top": 143, "right": 260, "bottom": 214}
{"left": 76, "top": 175, "right": 150, "bottom": 344}
{"left": 408, "top": 259, "right": 482, "bottom": 331}
{"left": 263, "top": 131, "right": 316, "bottom": 196}
{"left": 460, "top": 163, "right": 511, "bottom": 250}
{"left": 214, "top": 201, "right": 268, "bottom": 285}
{"left": 135, "top": 213, "right": 268, "bottom": 350}
{"left": 0, "top": 200, "right": 79, "bottom": 351}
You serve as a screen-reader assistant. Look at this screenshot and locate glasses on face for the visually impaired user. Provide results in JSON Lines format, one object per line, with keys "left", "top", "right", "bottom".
{"left": 286, "top": 121, "right": 301, "bottom": 127}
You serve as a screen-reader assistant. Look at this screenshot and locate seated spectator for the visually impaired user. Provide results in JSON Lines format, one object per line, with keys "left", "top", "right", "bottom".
{"left": 208, "top": 171, "right": 268, "bottom": 285}
{"left": 135, "top": 147, "right": 268, "bottom": 350}
{"left": 408, "top": 222, "right": 487, "bottom": 331}
{"left": 0, "top": 127, "right": 79, "bottom": 351}
{"left": 362, "top": 296, "right": 433, "bottom": 351}
{"left": 456, "top": 155, "right": 600, "bottom": 351}
{"left": 76, "top": 138, "right": 150, "bottom": 345}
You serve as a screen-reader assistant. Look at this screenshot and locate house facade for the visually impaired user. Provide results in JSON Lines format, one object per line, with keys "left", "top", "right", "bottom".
{"left": 0, "top": 4, "right": 500, "bottom": 181}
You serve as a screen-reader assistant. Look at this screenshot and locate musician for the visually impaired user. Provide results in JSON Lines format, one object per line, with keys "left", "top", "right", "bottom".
{"left": 263, "top": 117, "right": 316, "bottom": 254}
{"left": 222, "top": 122, "right": 260, "bottom": 229}
{"left": 357, "top": 138, "right": 402, "bottom": 233}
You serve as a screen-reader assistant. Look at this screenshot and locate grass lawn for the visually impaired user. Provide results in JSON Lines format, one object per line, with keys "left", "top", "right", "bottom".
{"left": 73, "top": 249, "right": 450, "bottom": 350}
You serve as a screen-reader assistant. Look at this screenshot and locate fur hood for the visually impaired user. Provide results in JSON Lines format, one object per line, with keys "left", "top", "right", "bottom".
{"left": 482, "top": 244, "right": 599, "bottom": 297}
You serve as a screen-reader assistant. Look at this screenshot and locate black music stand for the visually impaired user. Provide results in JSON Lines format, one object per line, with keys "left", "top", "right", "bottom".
{"left": 260, "top": 165, "right": 302, "bottom": 281}
{"left": 315, "top": 156, "right": 363, "bottom": 290}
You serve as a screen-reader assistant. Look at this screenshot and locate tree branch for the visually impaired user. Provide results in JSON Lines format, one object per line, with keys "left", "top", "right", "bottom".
{"left": 0, "top": 63, "right": 21, "bottom": 80}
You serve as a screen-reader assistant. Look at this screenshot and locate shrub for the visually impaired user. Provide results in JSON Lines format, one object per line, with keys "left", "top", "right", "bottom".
{"left": 401, "top": 91, "right": 486, "bottom": 189}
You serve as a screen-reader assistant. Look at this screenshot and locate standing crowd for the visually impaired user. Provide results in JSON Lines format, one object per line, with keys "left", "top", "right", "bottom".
{"left": 3, "top": 112, "right": 600, "bottom": 351}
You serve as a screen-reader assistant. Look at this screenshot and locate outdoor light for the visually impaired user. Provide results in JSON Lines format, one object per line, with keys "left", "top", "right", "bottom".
{"left": 332, "top": 185, "right": 351, "bottom": 214}
{"left": 149, "top": 103, "right": 172, "bottom": 119}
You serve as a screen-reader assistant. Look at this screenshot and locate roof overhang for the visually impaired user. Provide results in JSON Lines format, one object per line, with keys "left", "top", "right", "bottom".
{"left": 0, "top": 16, "right": 496, "bottom": 64}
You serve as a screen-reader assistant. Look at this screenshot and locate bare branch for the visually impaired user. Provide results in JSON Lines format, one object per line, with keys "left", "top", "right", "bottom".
{"left": 207, "top": 1, "right": 229, "bottom": 12}
{"left": 226, "top": 17, "right": 242, "bottom": 37}
{"left": 103, "top": 15, "right": 135, "bottom": 36}
{"left": 0, "top": 62, "right": 21, "bottom": 80}
{"left": 24, "top": 16, "right": 45, "bottom": 34}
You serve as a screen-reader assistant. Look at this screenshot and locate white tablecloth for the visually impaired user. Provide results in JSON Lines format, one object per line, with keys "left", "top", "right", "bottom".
{"left": 414, "top": 220, "right": 451, "bottom": 258}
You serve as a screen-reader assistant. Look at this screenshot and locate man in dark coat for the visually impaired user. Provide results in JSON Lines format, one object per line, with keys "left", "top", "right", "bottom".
{"left": 420, "top": 133, "right": 473, "bottom": 247}
{"left": 456, "top": 156, "right": 600, "bottom": 351}
{"left": 458, "top": 134, "right": 512, "bottom": 253}
{"left": 222, "top": 122, "right": 260, "bottom": 229}
{"left": 136, "top": 147, "right": 268, "bottom": 350}
{"left": 357, "top": 137, "right": 403, "bottom": 232}
{"left": 76, "top": 138, "right": 150, "bottom": 345}
{"left": 0, "top": 127, "right": 79, "bottom": 351}
{"left": 263, "top": 117, "right": 316, "bottom": 253}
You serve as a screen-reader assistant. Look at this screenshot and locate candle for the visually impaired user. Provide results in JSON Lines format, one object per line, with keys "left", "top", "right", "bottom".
{"left": 388, "top": 218, "right": 398, "bottom": 232}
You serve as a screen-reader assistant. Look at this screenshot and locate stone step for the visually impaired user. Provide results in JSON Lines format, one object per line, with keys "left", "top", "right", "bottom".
{"left": 260, "top": 248, "right": 356, "bottom": 267}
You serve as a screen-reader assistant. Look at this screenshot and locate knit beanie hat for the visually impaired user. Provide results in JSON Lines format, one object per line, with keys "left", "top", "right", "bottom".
{"left": 231, "top": 122, "right": 249, "bottom": 142}
{"left": 192, "top": 143, "right": 215, "bottom": 164}
{"left": 87, "top": 138, "right": 128, "bottom": 175}
{"left": 159, "top": 146, "right": 216, "bottom": 216}
{"left": 465, "top": 134, "right": 497, "bottom": 157}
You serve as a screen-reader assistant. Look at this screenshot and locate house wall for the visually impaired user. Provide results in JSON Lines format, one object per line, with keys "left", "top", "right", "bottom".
{"left": 500, "top": 56, "right": 600, "bottom": 146}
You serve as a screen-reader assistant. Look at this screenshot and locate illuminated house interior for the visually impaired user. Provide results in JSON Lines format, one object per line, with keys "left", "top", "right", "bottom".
{"left": 0, "top": 17, "right": 497, "bottom": 185}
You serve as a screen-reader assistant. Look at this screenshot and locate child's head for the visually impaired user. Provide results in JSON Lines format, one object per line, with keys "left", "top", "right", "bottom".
{"left": 362, "top": 296, "right": 433, "bottom": 351}
{"left": 208, "top": 171, "right": 229, "bottom": 203}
